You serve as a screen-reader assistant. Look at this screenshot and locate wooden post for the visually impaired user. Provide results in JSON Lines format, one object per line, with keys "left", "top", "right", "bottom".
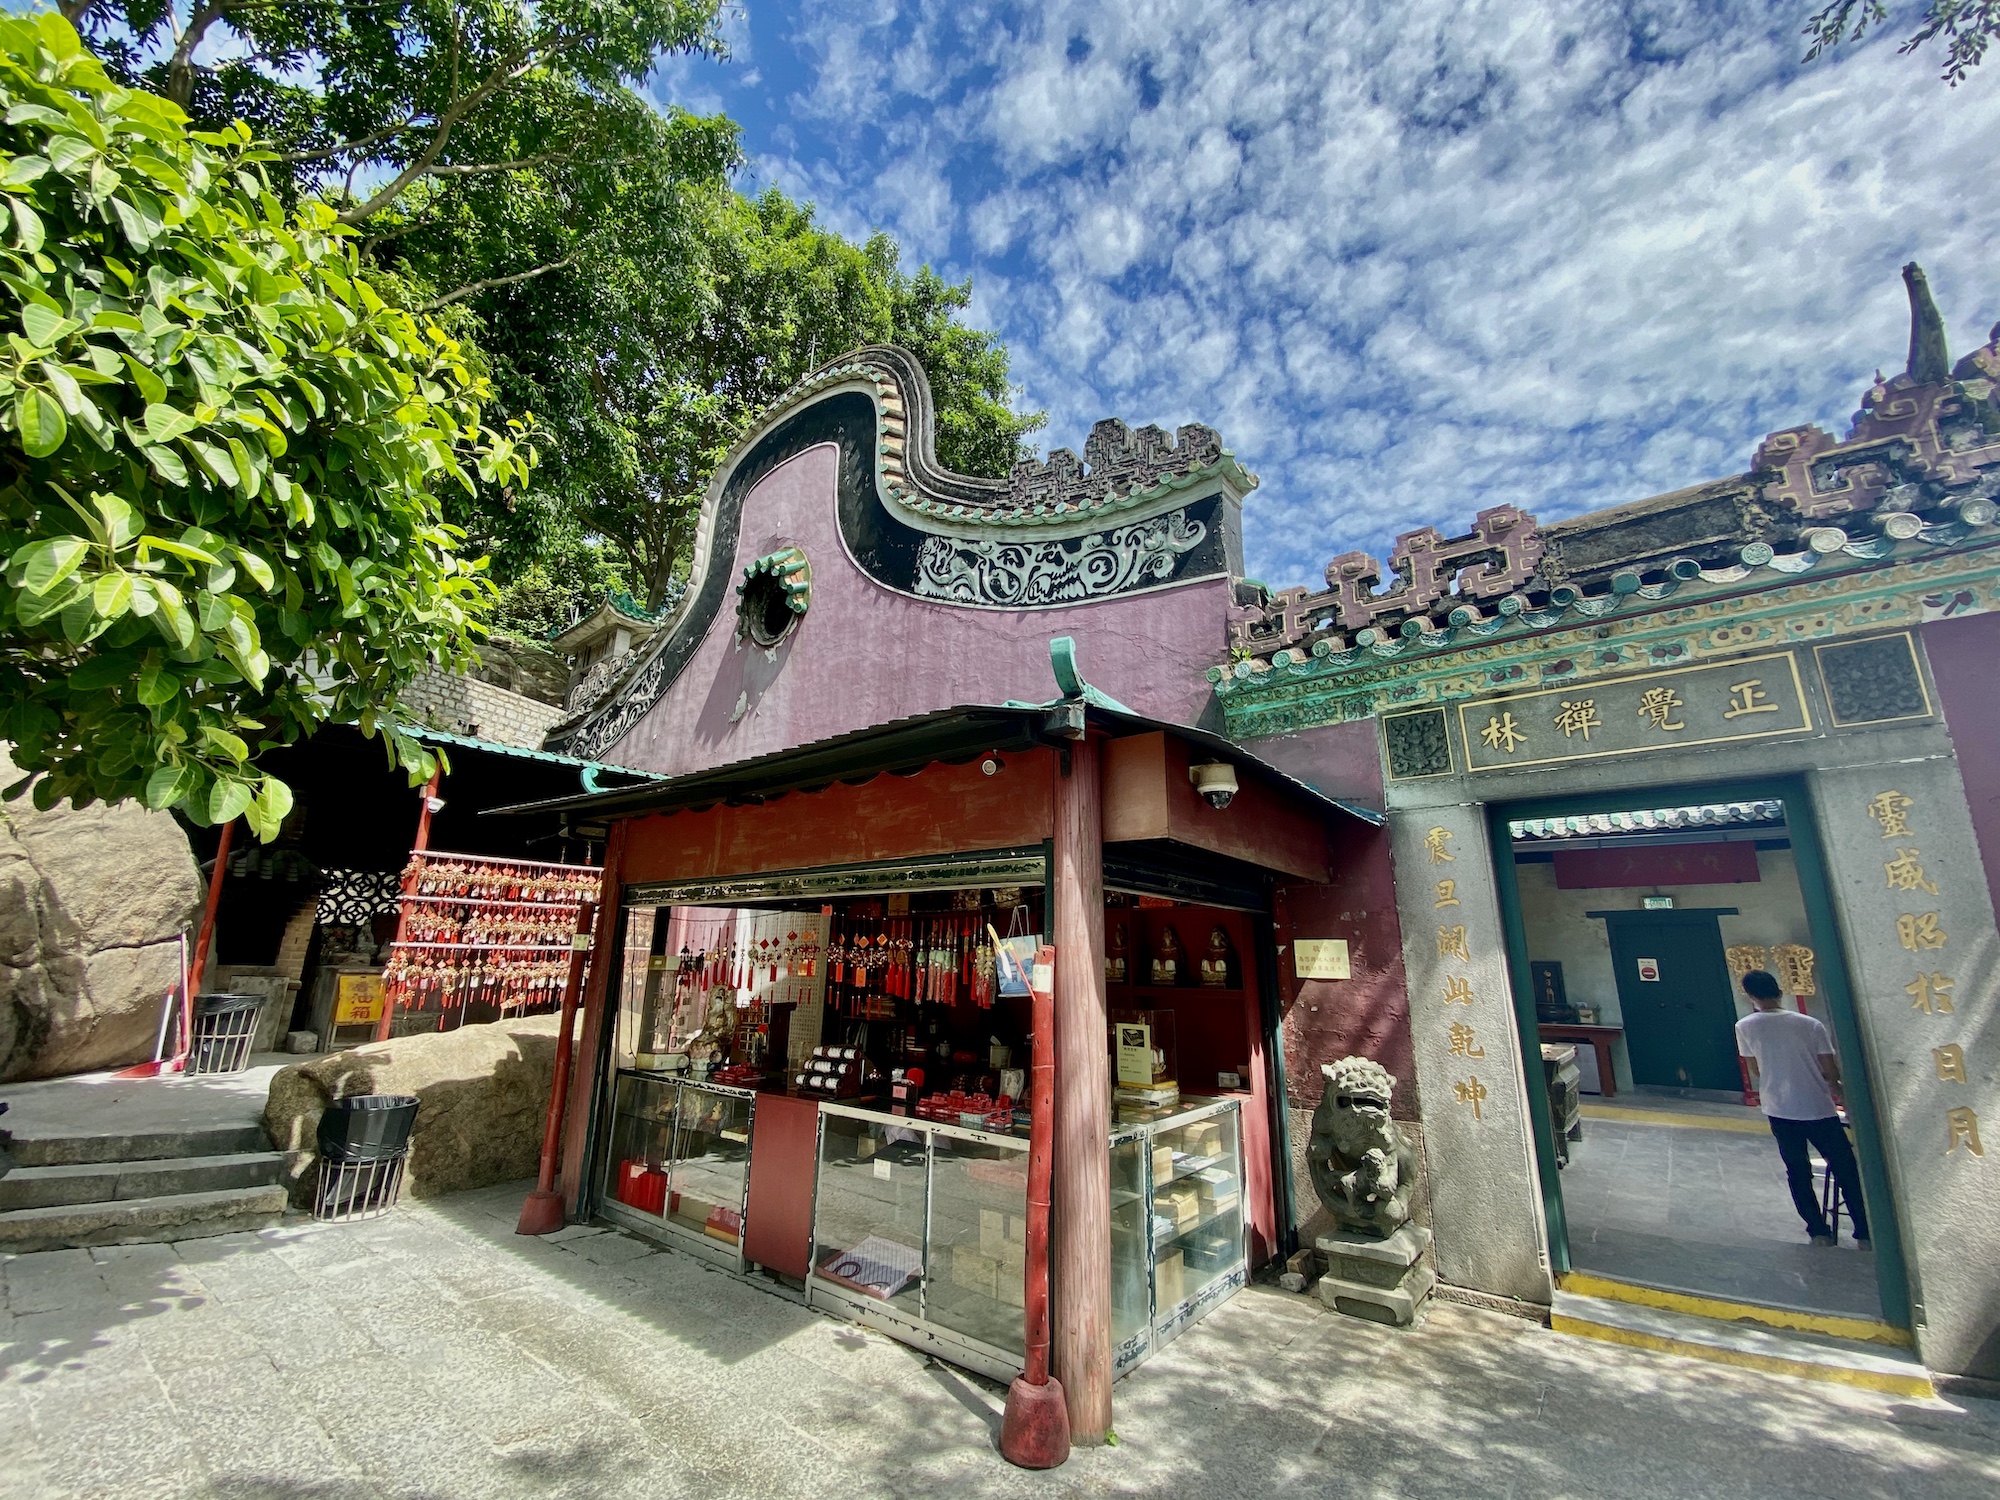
{"left": 376, "top": 768, "right": 441, "bottom": 1042}
{"left": 1050, "top": 737, "right": 1111, "bottom": 1443}
{"left": 517, "top": 898, "right": 599, "bottom": 1235}
{"left": 559, "top": 818, "right": 629, "bottom": 1211}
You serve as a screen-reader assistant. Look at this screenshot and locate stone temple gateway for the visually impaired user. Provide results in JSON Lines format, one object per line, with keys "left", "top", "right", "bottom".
{"left": 500, "top": 264, "right": 1999, "bottom": 1430}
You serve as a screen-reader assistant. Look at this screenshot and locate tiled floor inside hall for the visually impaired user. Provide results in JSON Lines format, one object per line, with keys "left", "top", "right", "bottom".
{"left": 1559, "top": 1102, "right": 1885, "bottom": 1319}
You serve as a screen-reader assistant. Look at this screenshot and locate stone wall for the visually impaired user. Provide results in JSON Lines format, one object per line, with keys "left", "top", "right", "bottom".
{"left": 263, "top": 1013, "right": 567, "bottom": 1207}
{"left": 396, "top": 670, "right": 567, "bottom": 751}
{"left": 0, "top": 745, "right": 203, "bottom": 1082}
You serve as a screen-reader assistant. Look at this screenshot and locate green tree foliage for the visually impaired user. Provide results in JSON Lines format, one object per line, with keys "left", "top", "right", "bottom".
{"left": 438, "top": 185, "right": 1046, "bottom": 615}
{"left": 0, "top": 13, "right": 533, "bottom": 836}
{"left": 1805, "top": 1, "right": 1997, "bottom": 84}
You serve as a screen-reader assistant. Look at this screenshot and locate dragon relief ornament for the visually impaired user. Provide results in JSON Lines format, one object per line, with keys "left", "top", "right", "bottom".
{"left": 1309, "top": 1056, "right": 1420, "bottom": 1237}
{"left": 914, "top": 508, "right": 1207, "bottom": 606}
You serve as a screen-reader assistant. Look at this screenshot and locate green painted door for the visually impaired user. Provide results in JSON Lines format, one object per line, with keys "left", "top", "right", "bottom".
{"left": 1602, "top": 912, "right": 1741, "bottom": 1091}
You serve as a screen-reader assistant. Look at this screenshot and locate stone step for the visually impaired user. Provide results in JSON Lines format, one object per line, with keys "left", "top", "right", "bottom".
{"left": 0, "top": 1184, "right": 288, "bottom": 1254}
{"left": 0, "top": 1151, "right": 286, "bottom": 1211}
{"left": 4, "top": 1123, "right": 271, "bottom": 1168}
{"left": 1550, "top": 1289, "right": 1934, "bottom": 1398}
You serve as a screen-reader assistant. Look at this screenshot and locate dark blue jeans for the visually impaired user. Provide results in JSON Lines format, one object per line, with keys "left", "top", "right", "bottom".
{"left": 1769, "top": 1114, "right": 1869, "bottom": 1240}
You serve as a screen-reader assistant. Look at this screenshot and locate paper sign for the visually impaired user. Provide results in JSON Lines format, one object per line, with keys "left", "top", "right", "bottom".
{"left": 1293, "top": 939, "right": 1351, "bottom": 981}
{"left": 334, "top": 972, "right": 385, "bottom": 1025}
{"left": 1116, "top": 1022, "right": 1155, "bottom": 1087}
{"left": 1636, "top": 957, "right": 1661, "bottom": 982}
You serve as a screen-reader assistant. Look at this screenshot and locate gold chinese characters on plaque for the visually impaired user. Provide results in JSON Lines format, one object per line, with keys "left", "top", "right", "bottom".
{"left": 1459, "top": 651, "right": 1811, "bottom": 772}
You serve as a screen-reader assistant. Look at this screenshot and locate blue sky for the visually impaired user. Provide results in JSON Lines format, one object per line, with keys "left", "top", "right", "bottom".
{"left": 653, "top": 2, "right": 2000, "bottom": 589}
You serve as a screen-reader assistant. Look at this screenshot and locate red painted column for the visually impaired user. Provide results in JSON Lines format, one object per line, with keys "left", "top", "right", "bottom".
{"left": 1050, "top": 738, "right": 1111, "bottom": 1443}
{"left": 560, "top": 818, "right": 630, "bottom": 1211}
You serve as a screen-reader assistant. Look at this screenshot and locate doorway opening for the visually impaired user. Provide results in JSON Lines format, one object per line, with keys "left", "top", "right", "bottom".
{"left": 1497, "top": 791, "right": 1905, "bottom": 1327}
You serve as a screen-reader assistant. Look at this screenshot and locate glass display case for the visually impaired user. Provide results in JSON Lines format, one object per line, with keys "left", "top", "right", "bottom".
{"left": 808, "top": 1103, "right": 1029, "bottom": 1381}
{"left": 600, "top": 1070, "right": 756, "bottom": 1268}
{"left": 1109, "top": 1096, "right": 1246, "bottom": 1374}
{"left": 807, "top": 1096, "right": 1243, "bottom": 1383}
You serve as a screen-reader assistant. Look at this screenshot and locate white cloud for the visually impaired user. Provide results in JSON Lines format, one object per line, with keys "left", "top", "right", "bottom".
{"left": 755, "top": 0, "right": 2000, "bottom": 584}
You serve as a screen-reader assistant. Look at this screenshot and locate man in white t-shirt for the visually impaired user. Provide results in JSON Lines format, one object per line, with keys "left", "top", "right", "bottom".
{"left": 1735, "top": 969, "right": 1869, "bottom": 1248}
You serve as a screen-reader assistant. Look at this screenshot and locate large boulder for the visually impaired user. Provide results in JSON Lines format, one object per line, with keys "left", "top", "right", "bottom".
{"left": 263, "top": 1013, "right": 566, "bottom": 1206}
{"left": 0, "top": 745, "right": 203, "bottom": 1082}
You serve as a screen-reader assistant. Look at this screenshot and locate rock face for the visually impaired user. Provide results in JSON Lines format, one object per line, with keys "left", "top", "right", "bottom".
{"left": 263, "top": 1013, "right": 565, "bottom": 1207}
{"left": 0, "top": 745, "right": 203, "bottom": 1082}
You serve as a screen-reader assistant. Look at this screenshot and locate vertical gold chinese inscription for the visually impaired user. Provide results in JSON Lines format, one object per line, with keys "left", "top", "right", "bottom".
{"left": 1934, "top": 1043, "right": 1968, "bottom": 1083}
{"left": 1946, "top": 1107, "right": 1984, "bottom": 1157}
{"left": 1446, "top": 1023, "right": 1484, "bottom": 1058}
{"left": 1453, "top": 1077, "right": 1489, "bottom": 1120}
{"left": 1771, "top": 944, "right": 1816, "bottom": 997}
{"left": 1425, "top": 827, "right": 1455, "bottom": 863}
{"left": 1442, "top": 976, "right": 1475, "bottom": 1006}
{"left": 1884, "top": 849, "right": 1940, "bottom": 895}
{"left": 1896, "top": 912, "right": 1948, "bottom": 951}
{"left": 1907, "top": 972, "right": 1955, "bottom": 1014}
{"left": 1867, "top": 790, "right": 1915, "bottom": 838}
{"left": 1434, "top": 879, "right": 1460, "bottom": 908}
{"left": 1437, "top": 925, "right": 1470, "bottom": 962}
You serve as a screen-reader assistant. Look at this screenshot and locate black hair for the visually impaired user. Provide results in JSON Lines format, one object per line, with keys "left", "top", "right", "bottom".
{"left": 1741, "top": 969, "right": 1783, "bottom": 1001}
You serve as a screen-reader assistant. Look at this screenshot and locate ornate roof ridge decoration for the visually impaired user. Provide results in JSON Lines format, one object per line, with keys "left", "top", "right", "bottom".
{"left": 751, "top": 347, "right": 1258, "bottom": 535}
{"left": 1223, "top": 262, "right": 2000, "bottom": 674}
{"left": 1509, "top": 801, "right": 1786, "bottom": 841}
{"left": 1210, "top": 498, "right": 2000, "bottom": 694}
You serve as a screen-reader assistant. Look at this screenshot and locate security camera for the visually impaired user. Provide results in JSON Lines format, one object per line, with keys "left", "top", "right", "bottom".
{"left": 1189, "top": 762, "right": 1238, "bottom": 810}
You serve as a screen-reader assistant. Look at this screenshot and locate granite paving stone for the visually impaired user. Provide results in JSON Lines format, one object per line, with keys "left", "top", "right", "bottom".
{"left": 1, "top": 1177, "right": 1994, "bottom": 1500}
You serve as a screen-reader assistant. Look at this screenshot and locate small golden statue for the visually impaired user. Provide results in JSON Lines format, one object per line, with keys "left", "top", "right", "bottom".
{"left": 1105, "top": 921, "right": 1129, "bottom": 985}
{"left": 1199, "top": 926, "right": 1234, "bottom": 988}
{"left": 1150, "top": 924, "right": 1183, "bottom": 987}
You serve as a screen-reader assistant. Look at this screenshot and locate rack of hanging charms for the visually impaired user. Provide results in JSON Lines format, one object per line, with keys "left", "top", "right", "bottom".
{"left": 382, "top": 853, "right": 601, "bottom": 1026}
{"left": 822, "top": 909, "right": 998, "bottom": 1021}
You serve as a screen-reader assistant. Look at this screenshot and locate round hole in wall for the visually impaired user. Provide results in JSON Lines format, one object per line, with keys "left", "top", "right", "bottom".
{"left": 741, "top": 569, "right": 800, "bottom": 648}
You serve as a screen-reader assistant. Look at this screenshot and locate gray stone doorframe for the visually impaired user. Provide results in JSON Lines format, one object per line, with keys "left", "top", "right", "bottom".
{"left": 1479, "top": 774, "right": 1912, "bottom": 1333}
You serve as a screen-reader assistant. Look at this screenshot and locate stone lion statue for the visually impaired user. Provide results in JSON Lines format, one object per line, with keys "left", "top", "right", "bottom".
{"left": 1308, "top": 1056, "right": 1418, "bottom": 1237}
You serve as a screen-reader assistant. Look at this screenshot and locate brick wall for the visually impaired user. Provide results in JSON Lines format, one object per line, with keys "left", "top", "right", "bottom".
{"left": 397, "top": 671, "right": 566, "bottom": 750}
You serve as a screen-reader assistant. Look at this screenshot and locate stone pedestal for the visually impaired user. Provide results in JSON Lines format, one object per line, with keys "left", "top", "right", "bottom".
{"left": 1316, "top": 1224, "right": 1434, "bottom": 1327}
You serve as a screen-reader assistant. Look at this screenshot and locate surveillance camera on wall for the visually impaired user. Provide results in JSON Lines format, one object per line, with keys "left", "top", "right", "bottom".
{"left": 1189, "top": 762, "right": 1238, "bottom": 810}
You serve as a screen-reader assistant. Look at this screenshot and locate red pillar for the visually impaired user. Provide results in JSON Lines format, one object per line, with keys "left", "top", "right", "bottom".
{"left": 560, "top": 818, "right": 629, "bottom": 1211}
{"left": 376, "top": 768, "right": 441, "bottom": 1042}
{"left": 1051, "top": 737, "right": 1111, "bottom": 1443}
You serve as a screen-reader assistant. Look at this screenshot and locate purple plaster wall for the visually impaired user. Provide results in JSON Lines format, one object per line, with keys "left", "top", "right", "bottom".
{"left": 607, "top": 443, "right": 1236, "bottom": 776}
{"left": 1238, "top": 720, "right": 1386, "bottom": 808}
{"left": 1920, "top": 613, "right": 2000, "bottom": 929}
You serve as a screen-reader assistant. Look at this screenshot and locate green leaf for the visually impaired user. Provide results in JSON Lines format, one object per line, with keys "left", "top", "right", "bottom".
{"left": 68, "top": 654, "right": 132, "bottom": 691}
{"left": 92, "top": 493, "right": 141, "bottom": 547}
{"left": 121, "top": 354, "right": 166, "bottom": 404}
{"left": 21, "top": 303, "right": 78, "bottom": 348}
{"left": 137, "top": 535, "right": 220, "bottom": 566}
{"left": 206, "top": 775, "right": 254, "bottom": 826}
{"left": 245, "top": 775, "right": 295, "bottom": 841}
{"left": 9, "top": 196, "right": 44, "bottom": 254}
{"left": 11, "top": 535, "right": 88, "bottom": 595}
{"left": 199, "top": 724, "right": 250, "bottom": 763}
{"left": 151, "top": 579, "right": 194, "bottom": 647}
{"left": 141, "top": 443, "right": 188, "bottom": 485}
{"left": 140, "top": 764, "right": 187, "bottom": 810}
{"left": 15, "top": 386, "right": 66, "bottom": 456}
{"left": 2, "top": 155, "right": 50, "bottom": 187}
{"left": 233, "top": 547, "right": 274, "bottom": 591}
{"left": 142, "top": 402, "right": 198, "bottom": 444}
{"left": 137, "top": 659, "right": 178, "bottom": 705}
{"left": 91, "top": 571, "right": 132, "bottom": 619}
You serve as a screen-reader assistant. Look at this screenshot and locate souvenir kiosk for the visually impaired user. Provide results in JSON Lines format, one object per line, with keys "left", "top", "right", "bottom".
{"left": 515, "top": 702, "right": 1366, "bottom": 1389}
{"left": 509, "top": 345, "right": 1387, "bottom": 1439}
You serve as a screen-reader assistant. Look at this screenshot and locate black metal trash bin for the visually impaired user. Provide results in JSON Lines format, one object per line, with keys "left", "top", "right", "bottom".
{"left": 187, "top": 993, "right": 266, "bottom": 1075}
{"left": 313, "top": 1094, "right": 420, "bottom": 1222}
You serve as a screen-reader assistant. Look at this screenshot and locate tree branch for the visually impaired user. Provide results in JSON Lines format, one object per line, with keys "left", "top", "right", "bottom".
{"left": 421, "top": 254, "right": 578, "bottom": 311}
{"left": 336, "top": 43, "right": 536, "bottom": 223}
{"left": 272, "top": 117, "right": 424, "bottom": 165}
{"left": 165, "top": 0, "right": 237, "bottom": 109}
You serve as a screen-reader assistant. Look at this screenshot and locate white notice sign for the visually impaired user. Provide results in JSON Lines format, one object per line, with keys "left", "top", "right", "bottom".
{"left": 1294, "top": 939, "right": 1352, "bottom": 981}
{"left": 1116, "top": 1022, "right": 1155, "bottom": 1087}
{"left": 1636, "top": 957, "right": 1661, "bottom": 982}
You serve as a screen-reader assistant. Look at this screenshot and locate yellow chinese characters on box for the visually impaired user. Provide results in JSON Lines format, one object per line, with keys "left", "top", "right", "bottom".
{"left": 334, "top": 972, "right": 385, "bottom": 1026}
